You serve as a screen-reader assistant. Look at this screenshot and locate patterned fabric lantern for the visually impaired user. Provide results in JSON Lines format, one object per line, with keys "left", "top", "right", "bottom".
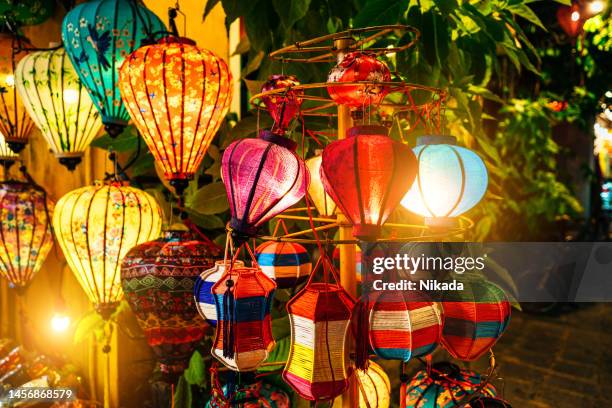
{"left": 305, "top": 154, "right": 336, "bottom": 217}
{"left": 53, "top": 181, "right": 162, "bottom": 318}
{"left": 0, "top": 134, "right": 18, "bottom": 168}
{"left": 255, "top": 240, "right": 311, "bottom": 288}
{"left": 119, "top": 36, "right": 232, "bottom": 195}
{"left": 0, "top": 33, "right": 33, "bottom": 153}
{"left": 211, "top": 263, "right": 276, "bottom": 371}
{"left": 283, "top": 257, "right": 355, "bottom": 401}
{"left": 401, "top": 135, "right": 488, "bottom": 228}
{"left": 15, "top": 48, "right": 102, "bottom": 170}
{"left": 207, "top": 370, "right": 290, "bottom": 408}
{"left": 221, "top": 133, "right": 308, "bottom": 244}
{"left": 261, "top": 74, "right": 302, "bottom": 136}
{"left": 441, "top": 278, "right": 511, "bottom": 361}
{"left": 121, "top": 230, "right": 218, "bottom": 378}
{"left": 0, "top": 181, "right": 53, "bottom": 289}
{"left": 356, "top": 360, "right": 391, "bottom": 408}
{"left": 468, "top": 397, "right": 513, "bottom": 408}
{"left": 405, "top": 362, "right": 497, "bottom": 408}
{"left": 321, "top": 125, "right": 418, "bottom": 239}
{"left": 193, "top": 259, "right": 245, "bottom": 327}
{"left": 370, "top": 290, "right": 442, "bottom": 361}
{"left": 61, "top": 0, "right": 166, "bottom": 137}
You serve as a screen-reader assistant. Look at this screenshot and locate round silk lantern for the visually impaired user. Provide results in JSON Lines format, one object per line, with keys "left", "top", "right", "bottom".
{"left": 0, "top": 33, "right": 33, "bottom": 153}
{"left": 121, "top": 230, "right": 218, "bottom": 379}
{"left": 405, "top": 362, "right": 497, "bottom": 408}
{"left": 327, "top": 51, "right": 391, "bottom": 109}
{"left": 0, "top": 181, "right": 53, "bottom": 289}
{"left": 261, "top": 74, "right": 303, "bottom": 135}
{"left": 356, "top": 360, "right": 391, "bottom": 408}
{"left": 61, "top": 0, "right": 166, "bottom": 138}
{"left": 53, "top": 181, "right": 162, "bottom": 318}
{"left": 208, "top": 372, "right": 290, "bottom": 408}
{"left": 221, "top": 132, "right": 308, "bottom": 244}
{"left": 401, "top": 135, "right": 488, "bottom": 228}
{"left": 468, "top": 397, "right": 513, "bottom": 408}
{"left": 321, "top": 125, "right": 417, "bottom": 239}
{"left": 305, "top": 154, "right": 336, "bottom": 217}
{"left": 441, "top": 277, "right": 510, "bottom": 361}
{"left": 193, "top": 259, "right": 245, "bottom": 327}
{"left": 15, "top": 47, "right": 102, "bottom": 170}
{"left": 255, "top": 240, "right": 311, "bottom": 288}
{"left": 119, "top": 36, "right": 232, "bottom": 195}
{"left": 211, "top": 265, "right": 276, "bottom": 371}
{"left": 0, "top": 134, "right": 18, "bottom": 168}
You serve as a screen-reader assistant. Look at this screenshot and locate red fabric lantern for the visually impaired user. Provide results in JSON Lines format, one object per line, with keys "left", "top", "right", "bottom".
{"left": 221, "top": 132, "right": 308, "bottom": 243}
{"left": 557, "top": 3, "right": 584, "bottom": 38}
{"left": 261, "top": 75, "right": 303, "bottom": 135}
{"left": 321, "top": 125, "right": 417, "bottom": 239}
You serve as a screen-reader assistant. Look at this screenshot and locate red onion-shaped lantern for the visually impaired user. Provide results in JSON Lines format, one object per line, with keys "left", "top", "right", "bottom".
{"left": 261, "top": 75, "right": 303, "bottom": 135}
{"left": 321, "top": 125, "right": 417, "bottom": 239}
{"left": 121, "top": 230, "right": 218, "bottom": 379}
{"left": 221, "top": 132, "right": 308, "bottom": 244}
{"left": 557, "top": 3, "right": 584, "bottom": 38}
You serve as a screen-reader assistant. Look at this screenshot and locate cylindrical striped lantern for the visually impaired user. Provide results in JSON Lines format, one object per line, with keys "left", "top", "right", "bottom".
{"left": 441, "top": 278, "right": 511, "bottom": 361}
{"left": 211, "top": 266, "right": 276, "bottom": 371}
{"left": 193, "top": 259, "right": 245, "bottom": 327}
{"left": 370, "top": 291, "right": 442, "bottom": 361}
{"left": 356, "top": 360, "right": 391, "bottom": 408}
{"left": 255, "top": 241, "right": 311, "bottom": 288}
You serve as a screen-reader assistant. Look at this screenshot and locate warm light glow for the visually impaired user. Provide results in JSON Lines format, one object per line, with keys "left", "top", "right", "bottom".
{"left": 571, "top": 10, "right": 580, "bottom": 21}
{"left": 63, "top": 88, "right": 80, "bottom": 105}
{"left": 305, "top": 154, "right": 337, "bottom": 217}
{"left": 51, "top": 313, "right": 71, "bottom": 333}
{"left": 0, "top": 133, "right": 18, "bottom": 160}
{"left": 588, "top": 0, "right": 605, "bottom": 14}
{"left": 5, "top": 74, "right": 14, "bottom": 87}
{"left": 357, "top": 361, "right": 391, "bottom": 408}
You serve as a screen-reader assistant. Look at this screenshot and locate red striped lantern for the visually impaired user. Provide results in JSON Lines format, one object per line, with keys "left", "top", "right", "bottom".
{"left": 321, "top": 125, "right": 418, "bottom": 239}
{"left": 441, "top": 278, "right": 511, "bottom": 361}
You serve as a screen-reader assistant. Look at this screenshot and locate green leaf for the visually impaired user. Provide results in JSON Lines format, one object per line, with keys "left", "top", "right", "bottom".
{"left": 241, "top": 50, "right": 265, "bottom": 78}
{"left": 507, "top": 4, "right": 546, "bottom": 31}
{"left": 467, "top": 85, "right": 504, "bottom": 104}
{"left": 183, "top": 351, "right": 207, "bottom": 386}
{"left": 259, "top": 336, "right": 290, "bottom": 372}
{"left": 221, "top": 0, "right": 256, "bottom": 29}
{"left": 221, "top": 114, "right": 273, "bottom": 149}
{"left": 232, "top": 35, "right": 250, "bottom": 56}
{"left": 271, "top": 315, "right": 290, "bottom": 339}
{"left": 272, "top": 0, "right": 312, "bottom": 30}
{"left": 73, "top": 310, "right": 105, "bottom": 345}
{"left": 173, "top": 376, "right": 192, "bottom": 408}
{"left": 187, "top": 181, "right": 229, "bottom": 215}
{"left": 203, "top": 0, "right": 220, "bottom": 21}
{"left": 91, "top": 126, "right": 139, "bottom": 152}
{"left": 353, "top": 0, "right": 408, "bottom": 27}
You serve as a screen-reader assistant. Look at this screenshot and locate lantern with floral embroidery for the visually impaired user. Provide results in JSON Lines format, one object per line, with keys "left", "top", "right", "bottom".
{"left": 356, "top": 360, "right": 391, "bottom": 408}
{"left": 61, "top": 0, "right": 166, "bottom": 137}
{"left": 119, "top": 36, "right": 232, "bottom": 195}
{"left": 261, "top": 74, "right": 303, "bottom": 136}
{"left": 305, "top": 154, "right": 336, "bottom": 217}
{"left": 15, "top": 48, "right": 102, "bottom": 170}
{"left": 255, "top": 240, "right": 311, "bottom": 288}
{"left": 53, "top": 181, "right": 162, "bottom": 318}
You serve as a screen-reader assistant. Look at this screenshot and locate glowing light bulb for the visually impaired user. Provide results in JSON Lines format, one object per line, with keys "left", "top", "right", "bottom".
{"left": 63, "top": 88, "right": 79, "bottom": 105}
{"left": 5, "top": 74, "right": 14, "bottom": 87}
{"left": 589, "top": 0, "right": 605, "bottom": 14}
{"left": 51, "top": 313, "right": 71, "bottom": 333}
{"left": 571, "top": 10, "right": 580, "bottom": 21}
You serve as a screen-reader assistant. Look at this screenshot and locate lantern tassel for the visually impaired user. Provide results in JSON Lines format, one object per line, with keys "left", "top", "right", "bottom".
{"left": 222, "top": 278, "right": 236, "bottom": 359}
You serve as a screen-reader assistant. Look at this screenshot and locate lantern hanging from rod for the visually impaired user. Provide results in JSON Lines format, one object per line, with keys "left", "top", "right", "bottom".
{"left": 305, "top": 154, "right": 337, "bottom": 217}
{"left": 321, "top": 125, "right": 418, "bottom": 239}
{"left": 221, "top": 132, "right": 308, "bottom": 244}
{"left": 53, "top": 181, "right": 162, "bottom": 318}
{"left": 401, "top": 135, "right": 488, "bottom": 228}
{"left": 61, "top": 0, "right": 166, "bottom": 138}
{"left": 0, "top": 134, "right": 18, "bottom": 168}
{"left": 441, "top": 277, "right": 511, "bottom": 361}
{"left": 261, "top": 74, "right": 303, "bottom": 136}
{"left": 15, "top": 47, "right": 102, "bottom": 170}
{"left": 121, "top": 230, "right": 219, "bottom": 380}
{"left": 0, "top": 33, "right": 33, "bottom": 153}
{"left": 255, "top": 240, "right": 311, "bottom": 288}
{"left": 0, "top": 181, "right": 53, "bottom": 289}
{"left": 119, "top": 36, "right": 232, "bottom": 195}
{"left": 194, "top": 259, "right": 245, "bottom": 327}
{"left": 356, "top": 360, "right": 391, "bottom": 408}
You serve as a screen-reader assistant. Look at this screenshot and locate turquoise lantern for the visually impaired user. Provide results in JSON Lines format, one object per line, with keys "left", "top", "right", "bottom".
{"left": 61, "top": 0, "right": 165, "bottom": 137}
{"left": 401, "top": 135, "right": 488, "bottom": 227}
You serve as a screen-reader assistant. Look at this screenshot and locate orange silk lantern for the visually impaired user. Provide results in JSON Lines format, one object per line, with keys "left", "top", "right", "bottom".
{"left": 119, "top": 36, "right": 232, "bottom": 195}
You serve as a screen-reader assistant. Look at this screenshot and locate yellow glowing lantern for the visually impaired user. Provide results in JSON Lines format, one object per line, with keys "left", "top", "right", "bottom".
{"left": 53, "top": 181, "right": 162, "bottom": 318}
{"left": 15, "top": 47, "right": 102, "bottom": 170}
{"left": 305, "top": 154, "right": 337, "bottom": 217}
{"left": 0, "top": 133, "right": 18, "bottom": 167}
{"left": 356, "top": 360, "right": 391, "bottom": 408}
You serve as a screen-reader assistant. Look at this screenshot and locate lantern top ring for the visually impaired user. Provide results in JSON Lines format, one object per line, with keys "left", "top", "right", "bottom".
{"left": 269, "top": 25, "right": 420, "bottom": 63}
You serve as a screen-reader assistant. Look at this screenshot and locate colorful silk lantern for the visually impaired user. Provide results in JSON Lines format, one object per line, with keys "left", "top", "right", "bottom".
{"left": 211, "top": 265, "right": 276, "bottom": 371}
{"left": 61, "top": 0, "right": 166, "bottom": 137}
{"left": 0, "top": 181, "right": 53, "bottom": 289}
{"left": 321, "top": 125, "right": 418, "bottom": 239}
{"left": 370, "top": 290, "right": 442, "bottom": 362}
{"left": 261, "top": 74, "right": 303, "bottom": 135}
{"left": 0, "top": 134, "right": 18, "bottom": 168}
{"left": 255, "top": 240, "right": 311, "bottom": 288}
{"left": 356, "top": 360, "right": 391, "bottom": 408}
{"left": 0, "top": 33, "right": 33, "bottom": 153}
{"left": 401, "top": 135, "right": 488, "bottom": 228}
{"left": 208, "top": 371, "right": 290, "bottom": 408}
{"left": 194, "top": 259, "right": 245, "bottom": 327}
{"left": 121, "top": 230, "right": 218, "bottom": 379}
{"left": 441, "top": 278, "right": 511, "bottom": 361}
{"left": 221, "top": 133, "right": 308, "bottom": 244}
{"left": 305, "top": 154, "right": 336, "bottom": 217}
{"left": 15, "top": 47, "right": 102, "bottom": 170}
{"left": 53, "top": 181, "right": 162, "bottom": 318}
{"left": 405, "top": 362, "right": 497, "bottom": 408}
{"left": 119, "top": 36, "right": 232, "bottom": 195}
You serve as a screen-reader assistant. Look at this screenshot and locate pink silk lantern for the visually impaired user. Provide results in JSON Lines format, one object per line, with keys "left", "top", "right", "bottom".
{"left": 261, "top": 75, "right": 303, "bottom": 135}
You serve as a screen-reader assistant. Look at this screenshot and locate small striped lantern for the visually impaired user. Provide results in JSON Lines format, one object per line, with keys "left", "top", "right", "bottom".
{"left": 441, "top": 278, "right": 511, "bottom": 361}
{"left": 211, "top": 265, "right": 276, "bottom": 371}
{"left": 255, "top": 240, "right": 311, "bottom": 288}
{"left": 193, "top": 259, "right": 245, "bottom": 327}
{"left": 356, "top": 360, "right": 391, "bottom": 408}
{"left": 283, "top": 259, "right": 355, "bottom": 401}
{"left": 370, "top": 290, "right": 442, "bottom": 362}
{"left": 405, "top": 362, "right": 497, "bottom": 408}
{"left": 305, "top": 154, "right": 336, "bottom": 217}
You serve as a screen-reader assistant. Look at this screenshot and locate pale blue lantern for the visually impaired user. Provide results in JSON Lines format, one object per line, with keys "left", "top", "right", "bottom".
{"left": 401, "top": 135, "right": 488, "bottom": 227}
{"left": 61, "top": 0, "right": 165, "bottom": 137}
